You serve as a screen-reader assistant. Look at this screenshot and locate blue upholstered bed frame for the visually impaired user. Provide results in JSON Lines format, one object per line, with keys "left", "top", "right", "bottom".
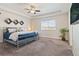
{"left": 3, "top": 27, "right": 39, "bottom": 48}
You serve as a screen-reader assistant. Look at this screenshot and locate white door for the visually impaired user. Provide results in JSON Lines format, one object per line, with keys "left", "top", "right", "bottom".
{"left": 72, "top": 24, "right": 79, "bottom": 55}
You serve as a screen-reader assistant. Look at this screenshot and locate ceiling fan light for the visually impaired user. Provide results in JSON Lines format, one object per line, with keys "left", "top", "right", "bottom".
{"left": 25, "top": 4, "right": 40, "bottom": 14}
{"left": 31, "top": 10, "right": 35, "bottom": 13}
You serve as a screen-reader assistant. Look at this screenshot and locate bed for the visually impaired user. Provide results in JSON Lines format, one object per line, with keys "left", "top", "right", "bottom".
{"left": 3, "top": 27, "right": 39, "bottom": 47}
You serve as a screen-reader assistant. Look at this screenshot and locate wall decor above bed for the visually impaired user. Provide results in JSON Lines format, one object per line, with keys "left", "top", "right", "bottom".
{"left": 19, "top": 21, "right": 24, "bottom": 25}
{"left": 4, "top": 18, "right": 12, "bottom": 24}
{"left": 13, "top": 20, "right": 19, "bottom": 25}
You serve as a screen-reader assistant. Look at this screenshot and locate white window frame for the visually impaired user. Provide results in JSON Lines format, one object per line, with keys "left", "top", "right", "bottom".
{"left": 41, "top": 20, "right": 56, "bottom": 30}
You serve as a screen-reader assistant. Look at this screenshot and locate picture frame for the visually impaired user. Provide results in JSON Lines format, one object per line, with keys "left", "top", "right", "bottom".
{"left": 4, "top": 18, "right": 12, "bottom": 24}
{"left": 19, "top": 21, "right": 24, "bottom": 25}
{"left": 13, "top": 20, "right": 19, "bottom": 25}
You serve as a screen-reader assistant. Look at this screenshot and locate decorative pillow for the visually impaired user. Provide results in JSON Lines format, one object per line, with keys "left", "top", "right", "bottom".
{"left": 20, "top": 27, "right": 27, "bottom": 31}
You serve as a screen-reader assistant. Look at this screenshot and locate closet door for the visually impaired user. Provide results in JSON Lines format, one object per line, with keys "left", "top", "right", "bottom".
{"left": 72, "top": 24, "right": 79, "bottom": 55}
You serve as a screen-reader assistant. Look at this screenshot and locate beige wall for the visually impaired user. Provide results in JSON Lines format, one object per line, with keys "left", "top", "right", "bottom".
{"left": 31, "top": 13, "right": 69, "bottom": 39}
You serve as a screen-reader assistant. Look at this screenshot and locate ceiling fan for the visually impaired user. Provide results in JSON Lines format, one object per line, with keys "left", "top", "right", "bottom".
{"left": 25, "top": 5, "right": 40, "bottom": 14}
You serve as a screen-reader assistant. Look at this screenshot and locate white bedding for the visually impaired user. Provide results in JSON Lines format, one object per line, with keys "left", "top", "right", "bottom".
{"left": 9, "top": 31, "right": 34, "bottom": 41}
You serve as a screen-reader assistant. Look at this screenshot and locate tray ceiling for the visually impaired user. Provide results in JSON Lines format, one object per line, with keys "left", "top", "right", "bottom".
{"left": 0, "top": 3, "right": 71, "bottom": 17}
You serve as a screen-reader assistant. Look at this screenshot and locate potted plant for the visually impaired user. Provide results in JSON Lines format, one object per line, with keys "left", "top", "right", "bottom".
{"left": 60, "top": 28, "right": 69, "bottom": 41}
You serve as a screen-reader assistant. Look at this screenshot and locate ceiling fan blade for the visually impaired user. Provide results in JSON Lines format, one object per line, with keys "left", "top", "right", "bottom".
{"left": 27, "top": 11, "right": 30, "bottom": 13}
{"left": 34, "top": 12, "right": 36, "bottom": 14}
{"left": 26, "top": 8, "right": 30, "bottom": 10}
{"left": 30, "top": 5, "right": 36, "bottom": 8}
{"left": 35, "top": 10, "right": 40, "bottom": 12}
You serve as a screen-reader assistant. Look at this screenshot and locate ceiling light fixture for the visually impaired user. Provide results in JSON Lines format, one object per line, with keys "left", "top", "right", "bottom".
{"left": 25, "top": 4, "right": 40, "bottom": 14}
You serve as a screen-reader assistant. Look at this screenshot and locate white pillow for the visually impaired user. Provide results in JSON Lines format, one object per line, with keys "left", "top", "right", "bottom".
{"left": 8, "top": 28, "right": 16, "bottom": 33}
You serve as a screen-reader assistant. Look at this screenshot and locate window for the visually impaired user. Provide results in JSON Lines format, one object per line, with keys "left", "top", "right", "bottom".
{"left": 41, "top": 20, "right": 56, "bottom": 30}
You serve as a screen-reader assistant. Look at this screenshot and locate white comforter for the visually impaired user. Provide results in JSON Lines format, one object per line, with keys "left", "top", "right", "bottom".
{"left": 9, "top": 31, "right": 34, "bottom": 41}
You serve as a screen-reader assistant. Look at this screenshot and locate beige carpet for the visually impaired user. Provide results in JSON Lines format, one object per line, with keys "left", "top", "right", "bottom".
{"left": 0, "top": 37, "right": 73, "bottom": 56}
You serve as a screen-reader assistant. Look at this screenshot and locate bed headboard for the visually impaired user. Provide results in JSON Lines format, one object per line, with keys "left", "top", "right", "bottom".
{"left": 3, "top": 27, "right": 26, "bottom": 33}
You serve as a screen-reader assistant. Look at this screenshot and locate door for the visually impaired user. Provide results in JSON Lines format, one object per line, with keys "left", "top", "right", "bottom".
{"left": 72, "top": 24, "right": 79, "bottom": 55}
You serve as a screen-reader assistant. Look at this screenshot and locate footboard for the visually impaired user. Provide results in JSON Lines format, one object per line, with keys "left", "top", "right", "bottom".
{"left": 4, "top": 32, "right": 39, "bottom": 48}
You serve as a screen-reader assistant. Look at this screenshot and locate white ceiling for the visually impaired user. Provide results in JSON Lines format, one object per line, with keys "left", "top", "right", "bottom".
{"left": 0, "top": 3, "right": 71, "bottom": 17}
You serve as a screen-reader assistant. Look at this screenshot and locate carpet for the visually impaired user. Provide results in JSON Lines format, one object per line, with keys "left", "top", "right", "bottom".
{"left": 0, "top": 37, "right": 73, "bottom": 56}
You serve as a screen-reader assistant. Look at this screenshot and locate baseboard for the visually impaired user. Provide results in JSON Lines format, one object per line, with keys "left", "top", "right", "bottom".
{"left": 39, "top": 36, "right": 60, "bottom": 40}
